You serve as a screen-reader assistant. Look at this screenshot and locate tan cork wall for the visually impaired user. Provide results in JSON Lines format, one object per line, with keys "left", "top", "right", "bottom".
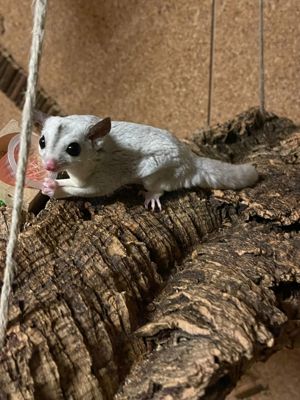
{"left": 0, "top": 0, "right": 299, "bottom": 137}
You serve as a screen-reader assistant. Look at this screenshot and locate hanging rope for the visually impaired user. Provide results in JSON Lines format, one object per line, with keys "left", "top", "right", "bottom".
{"left": 207, "top": 0, "right": 216, "bottom": 126}
{"left": 0, "top": 0, "right": 48, "bottom": 349}
{"left": 259, "top": 0, "right": 265, "bottom": 115}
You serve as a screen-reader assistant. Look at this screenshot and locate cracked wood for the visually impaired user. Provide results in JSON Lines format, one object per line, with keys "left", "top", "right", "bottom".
{"left": 0, "top": 108, "right": 299, "bottom": 400}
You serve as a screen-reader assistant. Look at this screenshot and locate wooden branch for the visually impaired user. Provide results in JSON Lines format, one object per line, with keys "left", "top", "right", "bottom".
{"left": 0, "top": 45, "right": 62, "bottom": 115}
{"left": 0, "top": 109, "right": 299, "bottom": 399}
{"left": 117, "top": 110, "right": 300, "bottom": 399}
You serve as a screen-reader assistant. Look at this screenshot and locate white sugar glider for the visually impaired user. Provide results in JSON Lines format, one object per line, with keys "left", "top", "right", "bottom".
{"left": 34, "top": 111, "right": 258, "bottom": 211}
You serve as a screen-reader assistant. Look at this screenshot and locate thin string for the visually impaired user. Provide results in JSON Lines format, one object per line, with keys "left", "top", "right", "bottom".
{"left": 259, "top": 0, "right": 265, "bottom": 115}
{"left": 207, "top": 0, "right": 216, "bottom": 127}
{"left": 0, "top": 0, "right": 48, "bottom": 349}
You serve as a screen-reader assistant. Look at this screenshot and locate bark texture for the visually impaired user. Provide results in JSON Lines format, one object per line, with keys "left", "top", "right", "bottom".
{"left": 0, "top": 45, "right": 61, "bottom": 115}
{"left": 0, "top": 109, "right": 299, "bottom": 399}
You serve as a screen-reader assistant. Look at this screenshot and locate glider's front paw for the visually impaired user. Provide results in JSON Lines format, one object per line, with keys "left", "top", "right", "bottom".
{"left": 42, "top": 178, "right": 58, "bottom": 197}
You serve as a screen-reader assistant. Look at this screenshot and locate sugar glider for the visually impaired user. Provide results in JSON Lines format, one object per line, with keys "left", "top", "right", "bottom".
{"left": 34, "top": 112, "right": 258, "bottom": 210}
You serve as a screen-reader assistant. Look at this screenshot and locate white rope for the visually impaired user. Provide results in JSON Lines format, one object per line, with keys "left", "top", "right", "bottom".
{"left": 207, "top": 0, "right": 216, "bottom": 126}
{"left": 0, "top": 0, "right": 48, "bottom": 349}
{"left": 259, "top": 0, "right": 265, "bottom": 114}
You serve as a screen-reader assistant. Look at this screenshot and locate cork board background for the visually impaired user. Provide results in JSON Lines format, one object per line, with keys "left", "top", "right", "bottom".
{"left": 0, "top": 0, "right": 300, "bottom": 138}
{"left": 0, "top": 1, "right": 300, "bottom": 399}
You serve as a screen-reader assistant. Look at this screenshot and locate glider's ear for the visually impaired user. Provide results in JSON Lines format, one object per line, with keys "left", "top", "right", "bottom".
{"left": 33, "top": 110, "right": 49, "bottom": 130}
{"left": 87, "top": 117, "right": 111, "bottom": 141}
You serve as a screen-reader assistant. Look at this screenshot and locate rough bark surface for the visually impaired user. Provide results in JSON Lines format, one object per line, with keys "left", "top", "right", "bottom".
{"left": 0, "top": 46, "right": 61, "bottom": 115}
{"left": 0, "top": 109, "right": 299, "bottom": 399}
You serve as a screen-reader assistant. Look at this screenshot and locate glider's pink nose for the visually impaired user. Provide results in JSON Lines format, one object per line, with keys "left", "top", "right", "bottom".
{"left": 44, "top": 159, "right": 58, "bottom": 172}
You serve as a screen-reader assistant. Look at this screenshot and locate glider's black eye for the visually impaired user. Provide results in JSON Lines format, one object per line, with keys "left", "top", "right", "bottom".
{"left": 66, "top": 142, "right": 81, "bottom": 157}
{"left": 39, "top": 135, "right": 46, "bottom": 149}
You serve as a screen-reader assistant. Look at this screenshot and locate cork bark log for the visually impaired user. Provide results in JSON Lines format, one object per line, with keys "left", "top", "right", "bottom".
{"left": 0, "top": 46, "right": 61, "bottom": 115}
{"left": 0, "top": 109, "right": 299, "bottom": 400}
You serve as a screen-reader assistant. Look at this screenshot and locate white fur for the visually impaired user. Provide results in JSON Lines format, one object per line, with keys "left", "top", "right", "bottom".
{"left": 39, "top": 115, "right": 258, "bottom": 206}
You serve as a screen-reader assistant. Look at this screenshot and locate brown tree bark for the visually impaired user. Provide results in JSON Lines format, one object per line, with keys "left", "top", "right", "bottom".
{"left": 0, "top": 109, "right": 299, "bottom": 399}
